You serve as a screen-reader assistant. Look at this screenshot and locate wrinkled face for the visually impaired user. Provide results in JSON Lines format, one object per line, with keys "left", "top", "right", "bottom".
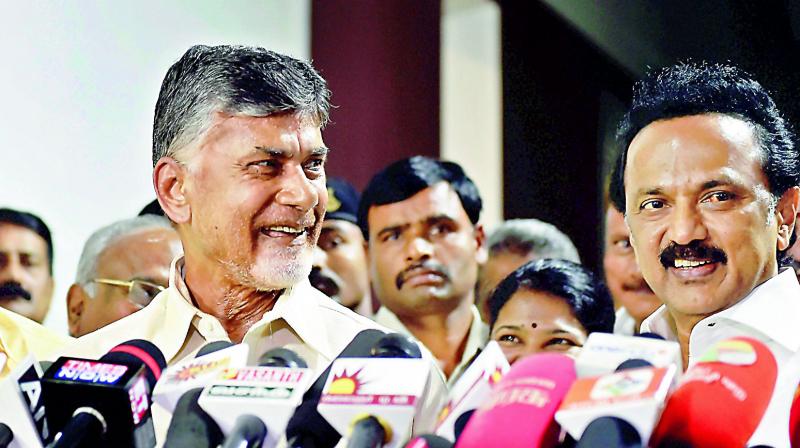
{"left": 367, "top": 182, "right": 483, "bottom": 317}
{"left": 476, "top": 251, "right": 533, "bottom": 322}
{"left": 310, "top": 219, "right": 370, "bottom": 309}
{"left": 0, "top": 223, "right": 53, "bottom": 323}
{"left": 491, "top": 289, "right": 587, "bottom": 365}
{"left": 74, "top": 227, "right": 182, "bottom": 336}
{"left": 624, "top": 114, "right": 791, "bottom": 320}
{"left": 603, "top": 206, "right": 662, "bottom": 323}
{"left": 180, "top": 113, "right": 328, "bottom": 291}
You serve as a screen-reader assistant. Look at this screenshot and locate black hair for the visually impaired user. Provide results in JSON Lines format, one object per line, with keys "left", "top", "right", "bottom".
{"left": 357, "top": 156, "right": 482, "bottom": 239}
{"left": 0, "top": 208, "right": 53, "bottom": 274}
{"left": 610, "top": 61, "right": 800, "bottom": 260}
{"left": 488, "top": 258, "right": 615, "bottom": 334}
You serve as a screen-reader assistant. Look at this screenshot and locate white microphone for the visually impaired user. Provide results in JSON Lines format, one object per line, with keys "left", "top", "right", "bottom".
{"left": 0, "top": 355, "right": 50, "bottom": 448}
{"left": 574, "top": 333, "right": 682, "bottom": 378}
{"left": 433, "top": 341, "right": 509, "bottom": 442}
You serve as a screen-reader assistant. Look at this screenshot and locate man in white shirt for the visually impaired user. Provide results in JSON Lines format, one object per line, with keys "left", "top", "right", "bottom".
{"left": 609, "top": 61, "right": 800, "bottom": 446}
{"left": 358, "top": 156, "right": 489, "bottom": 387}
{"left": 60, "top": 45, "right": 444, "bottom": 442}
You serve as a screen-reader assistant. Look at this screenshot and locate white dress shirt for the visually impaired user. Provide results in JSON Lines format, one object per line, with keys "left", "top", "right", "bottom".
{"left": 640, "top": 268, "right": 800, "bottom": 447}
{"left": 613, "top": 306, "right": 638, "bottom": 336}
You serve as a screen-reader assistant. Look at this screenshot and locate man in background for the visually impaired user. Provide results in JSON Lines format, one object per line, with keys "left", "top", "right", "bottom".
{"left": 0, "top": 208, "right": 54, "bottom": 323}
{"left": 476, "top": 218, "right": 581, "bottom": 322}
{"left": 310, "top": 177, "right": 373, "bottom": 317}
{"left": 359, "top": 156, "right": 488, "bottom": 385}
{"left": 66, "top": 215, "right": 182, "bottom": 336}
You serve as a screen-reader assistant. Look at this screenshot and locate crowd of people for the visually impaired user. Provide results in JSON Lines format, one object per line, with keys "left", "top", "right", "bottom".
{"left": 2, "top": 44, "right": 800, "bottom": 446}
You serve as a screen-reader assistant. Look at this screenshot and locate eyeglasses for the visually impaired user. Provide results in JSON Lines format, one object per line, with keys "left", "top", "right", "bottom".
{"left": 92, "top": 278, "right": 166, "bottom": 308}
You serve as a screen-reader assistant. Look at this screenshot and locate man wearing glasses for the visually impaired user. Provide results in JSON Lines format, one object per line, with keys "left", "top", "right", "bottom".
{"left": 66, "top": 214, "right": 181, "bottom": 336}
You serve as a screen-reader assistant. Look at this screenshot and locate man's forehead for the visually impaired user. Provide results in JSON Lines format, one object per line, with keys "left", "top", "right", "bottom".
{"left": 368, "top": 182, "right": 468, "bottom": 228}
{"left": 0, "top": 223, "right": 48, "bottom": 252}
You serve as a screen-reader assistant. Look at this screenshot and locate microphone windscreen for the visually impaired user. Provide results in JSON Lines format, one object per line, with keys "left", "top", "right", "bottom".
{"left": 455, "top": 353, "right": 576, "bottom": 448}
{"left": 164, "top": 388, "right": 223, "bottom": 448}
{"left": 0, "top": 423, "right": 12, "bottom": 448}
{"left": 615, "top": 358, "right": 653, "bottom": 372}
{"left": 453, "top": 410, "right": 474, "bottom": 441}
{"left": 101, "top": 339, "right": 167, "bottom": 390}
{"left": 650, "top": 337, "right": 777, "bottom": 448}
{"left": 405, "top": 434, "right": 454, "bottom": 448}
{"left": 258, "top": 348, "right": 309, "bottom": 368}
{"left": 221, "top": 414, "right": 267, "bottom": 448}
{"left": 575, "top": 416, "right": 641, "bottom": 448}
{"left": 790, "top": 384, "right": 800, "bottom": 448}
{"left": 196, "top": 341, "right": 234, "bottom": 358}
{"left": 371, "top": 333, "right": 422, "bottom": 359}
{"left": 636, "top": 332, "right": 665, "bottom": 340}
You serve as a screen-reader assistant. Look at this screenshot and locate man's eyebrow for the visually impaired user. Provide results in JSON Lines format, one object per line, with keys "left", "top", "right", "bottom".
{"left": 311, "top": 146, "right": 330, "bottom": 156}
{"left": 425, "top": 214, "right": 457, "bottom": 225}
{"left": 252, "top": 146, "right": 330, "bottom": 157}
{"left": 701, "top": 179, "right": 738, "bottom": 190}
{"left": 634, "top": 187, "right": 664, "bottom": 197}
{"left": 376, "top": 223, "right": 408, "bottom": 238}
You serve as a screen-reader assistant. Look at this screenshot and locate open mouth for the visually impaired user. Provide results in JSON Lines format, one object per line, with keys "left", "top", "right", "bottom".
{"left": 659, "top": 242, "right": 726, "bottom": 278}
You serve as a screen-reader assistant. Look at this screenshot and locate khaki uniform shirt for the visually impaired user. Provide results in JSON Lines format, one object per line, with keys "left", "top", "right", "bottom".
{"left": 373, "top": 305, "right": 489, "bottom": 387}
{"left": 60, "top": 257, "right": 445, "bottom": 445}
{"left": 0, "top": 307, "right": 71, "bottom": 379}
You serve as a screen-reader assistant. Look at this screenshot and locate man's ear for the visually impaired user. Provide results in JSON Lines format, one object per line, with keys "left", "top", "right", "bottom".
{"left": 153, "top": 157, "right": 191, "bottom": 224}
{"left": 66, "top": 283, "right": 86, "bottom": 337}
{"left": 474, "top": 223, "right": 488, "bottom": 264}
{"left": 776, "top": 186, "right": 800, "bottom": 252}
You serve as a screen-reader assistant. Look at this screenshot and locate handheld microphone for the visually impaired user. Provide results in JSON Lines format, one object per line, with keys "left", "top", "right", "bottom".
{"left": 199, "top": 347, "right": 314, "bottom": 448}
{"left": 153, "top": 342, "right": 249, "bottom": 413}
{"left": 403, "top": 435, "right": 452, "bottom": 448}
{"left": 285, "top": 329, "right": 387, "bottom": 448}
{"left": 574, "top": 333, "right": 681, "bottom": 378}
{"left": 42, "top": 339, "right": 167, "bottom": 448}
{"left": 451, "top": 411, "right": 473, "bottom": 442}
{"left": 433, "top": 341, "right": 509, "bottom": 442}
{"left": 455, "top": 353, "right": 576, "bottom": 448}
{"left": 575, "top": 416, "right": 642, "bottom": 448}
{"left": 0, "top": 423, "right": 11, "bottom": 448}
{"left": 791, "top": 383, "right": 800, "bottom": 448}
{"left": 317, "top": 333, "right": 429, "bottom": 448}
{"left": 0, "top": 355, "right": 50, "bottom": 448}
{"left": 649, "top": 337, "right": 778, "bottom": 448}
{"left": 163, "top": 387, "right": 223, "bottom": 448}
{"left": 555, "top": 364, "right": 677, "bottom": 442}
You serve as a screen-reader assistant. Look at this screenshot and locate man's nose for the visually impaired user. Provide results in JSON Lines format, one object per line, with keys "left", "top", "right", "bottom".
{"left": 405, "top": 236, "right": 434, "bottom": 262}
{"left": 0, "top": 255, "right": 23, "bottom": 282}
{"left": 668, "top": 204, "right": 708, "bottom": 246}
{"left": 275, "top": 165, "right": 318, "bottom": 211}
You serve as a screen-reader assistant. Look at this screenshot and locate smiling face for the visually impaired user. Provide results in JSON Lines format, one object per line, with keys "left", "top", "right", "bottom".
{"left": 603, "top": 206, "right": 662, "bottom": 323}
{"left": 491, "top": 288, "right": 587, "bottom": 364}
{"left": 367, "top": 182, "right": 483, "bottom": 317}
{"left": 173, "top": 113, "right": 328, "bottom": 291}
{"left": 623, "top": 114, "right": 797, "bottom": 322}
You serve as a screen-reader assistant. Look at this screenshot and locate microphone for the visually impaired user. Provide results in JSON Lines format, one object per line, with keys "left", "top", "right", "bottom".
{"left": 575, "top": 416, "right": 642, "bottom": 448}
{"left": 317, "top": 333, "right": 429, "bottom": 448}
{"left": 0, "top": 355, "right": 52, "bottom": 447}
{"left": 432, "top": 341, "right": 509, "bottom": 442}
{"left": 163, "top": 388, "right": 223, "bottom": 448}
{"left": 574, "top": 333, "right": 681, "bottom": 378}
{"left": 0, "top": 423, "right": 12, "bottom": 448}
{"left": 555, "top": 363, "right": 677, "bottom": 442}
{"left": 153, "top": 341, "right": 249, "bottom": 413}
{"left": 455, "top": 353, "right": 577, "bottom": 448}
{"left": 42, "top": 339, "right": 167, "bottom": 448}
{"left": 285, "top": 329, "right": 388, "bottom": 448}
{"left": 649, "top": 336, "right": 778, "bottom": 447}
{"left": 791, "top": 383, "right": 800, "bottom": 448}
{"left": 403, "top": 435, "right": 453, "bottom": 448}
{"left": 452, "top": 411, "right": 473, "bottom": 443}
{"left": 199, "top": 347, "right": 314, "bottom": 447}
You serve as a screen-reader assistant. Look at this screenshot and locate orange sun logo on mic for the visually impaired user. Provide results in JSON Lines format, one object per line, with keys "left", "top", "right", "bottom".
{"left": 328, "top": 367, "right": 366, "bottom": 395}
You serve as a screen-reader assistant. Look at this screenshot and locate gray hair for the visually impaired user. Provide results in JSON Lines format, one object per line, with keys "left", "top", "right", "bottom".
{"left": 487, "top": 219, "right": 581, "bottom": 263}
{"left": 152, "top": 44, "right": 331, "bottom": 166}
{"left": 75, "top": 215, "right": 175, "bottom": 296}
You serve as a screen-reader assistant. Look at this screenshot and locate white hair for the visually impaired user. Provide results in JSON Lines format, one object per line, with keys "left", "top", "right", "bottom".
{"left": 487, "top": 218, "right": 581, "bottom": 263}
{"left": 75, "top": 215, "right": 175, "bottom": 296}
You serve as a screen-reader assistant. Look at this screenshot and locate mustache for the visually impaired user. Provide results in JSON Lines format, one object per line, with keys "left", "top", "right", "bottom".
{"left": 0, "top": 282, "right": 31, "bottom": 301}
{"left": 395, "top": 261, "right": 450, "bottom": 290}
{"left": 659, "top": 241, "right": 728, "bottom": 269}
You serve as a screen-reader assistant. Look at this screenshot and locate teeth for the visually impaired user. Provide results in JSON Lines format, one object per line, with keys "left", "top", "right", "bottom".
{"left": 264, "top": 226, "right": 303, "bottom": 234}
{"left": 674, "top": 259, "right": 710, "bottom": 268}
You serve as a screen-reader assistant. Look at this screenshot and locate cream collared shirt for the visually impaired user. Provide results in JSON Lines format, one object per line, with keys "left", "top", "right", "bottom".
{"left": 60, "top": 257, "right": 446, "bottom": 445}
{"left": 640, "top": 268, "right": 800, "bottom": 447}
{"left": 0, "top": 306, "right": 71, "bottom": 379}
{"left": 373, "top": 304, "right": 489, "bottom": 388}
{"left": 612, "top": 306, "right": 638, "bottom": 336}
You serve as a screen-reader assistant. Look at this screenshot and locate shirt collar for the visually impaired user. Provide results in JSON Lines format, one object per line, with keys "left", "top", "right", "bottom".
{"left": 640, "top": 269, "right": 800, "bottom": 352}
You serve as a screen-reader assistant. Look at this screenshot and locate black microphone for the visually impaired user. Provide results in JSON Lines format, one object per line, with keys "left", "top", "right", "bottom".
{"left": 221, "top": 415, "right": 267, "bottom": 448}
{"left": 402, "top": 434, "right": 453, "bottom": 448}
{"left": 196, "top": 341, "right": 235, "bottom": 358}
{"left": 259, "top": 348, "right": 309, "bottom": 369}
{"left": 615, "top": 359, "right": 653, "bottom": 372}
{"left": 42, "top": 339, "right": 167, "bottom": 448}
{"left": 575, "top": 416, "right": 642, "bottom": 448}
{"left": 286, "top": 329, "right": 387, "bottom": 448}
{"left": 0, "top": 423, "right": 12, "bottom": 448}
{"left": 453, "top": 410, "right": 475, "bottom": 441}
{"left": 163, "top": 388, "right": 223, "bottom": 448}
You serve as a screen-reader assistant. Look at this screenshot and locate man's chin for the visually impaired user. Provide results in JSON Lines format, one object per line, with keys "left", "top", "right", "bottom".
{"left": 248, "top": 260, "right": 312, "bottom": 291}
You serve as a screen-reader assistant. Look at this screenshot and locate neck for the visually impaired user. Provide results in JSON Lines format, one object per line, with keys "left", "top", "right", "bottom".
{"left": 396, "top": 299, "right": 474, "bottom": 378}
{"left": 667, "top": 311, "right": 708, "bottom": 371}
{"left": 183, "top": 257, "right": 281, "bottom": 343}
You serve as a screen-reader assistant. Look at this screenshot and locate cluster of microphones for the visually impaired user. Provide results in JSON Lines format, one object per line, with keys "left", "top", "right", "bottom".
{"left": 0, "top": 328, "right": 797, "bottom": 447}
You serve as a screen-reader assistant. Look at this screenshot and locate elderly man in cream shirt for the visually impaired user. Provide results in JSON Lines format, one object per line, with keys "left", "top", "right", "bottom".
{"left": 60, "top": 45, "right": 445, "bottom": 444}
